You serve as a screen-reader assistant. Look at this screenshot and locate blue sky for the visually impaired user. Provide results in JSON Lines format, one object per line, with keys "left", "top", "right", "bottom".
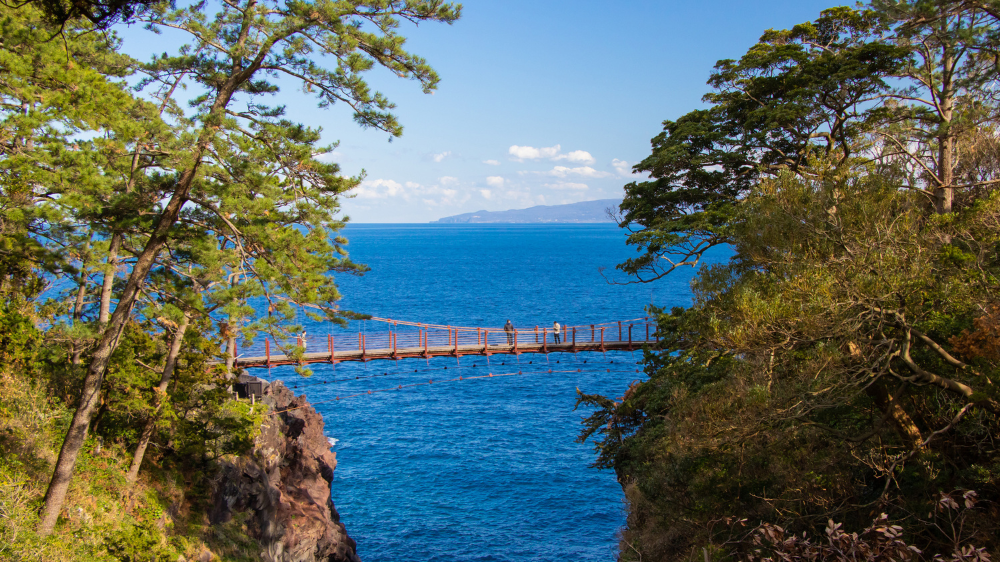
{"left": 117, "top": 0, "right": 842, "bottom": 222}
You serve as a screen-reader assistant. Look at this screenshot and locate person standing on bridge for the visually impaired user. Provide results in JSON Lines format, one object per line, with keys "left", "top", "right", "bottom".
{"left": 553, "top": 321, "right": 561, "bottom": 344}
{"left": 504, "top": 319, "right": 514, "bottom": 345}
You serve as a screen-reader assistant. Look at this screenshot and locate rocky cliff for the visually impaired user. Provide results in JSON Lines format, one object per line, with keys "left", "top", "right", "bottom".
{"left": 211, "top": 381, "right": 359, "bottom": 562}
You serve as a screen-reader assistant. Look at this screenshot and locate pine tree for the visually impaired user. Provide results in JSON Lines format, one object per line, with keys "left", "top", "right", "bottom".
{"left": 37, "top": 0, "right": 461, "bottom": 534}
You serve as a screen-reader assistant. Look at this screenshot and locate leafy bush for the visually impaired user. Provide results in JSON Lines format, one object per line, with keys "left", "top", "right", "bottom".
{"left": 738, "top": 491, "right": 990, "bottom": 562}
{"left": 103, "top": 522, "right": 177, "bottom": 562}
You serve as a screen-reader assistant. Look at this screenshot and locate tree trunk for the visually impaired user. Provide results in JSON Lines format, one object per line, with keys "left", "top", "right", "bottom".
{"left": 868, "top": 383, "right": 924, "bottom": 452}
{"left": 69, "top": 271, "right": 88, "bottom": 365}
{"left": 934, "top": 28, "right": 955, "bottom": 215}
{"left": 37, "top": 44, "right": 259, "bottom": 537}
{"left": 224, "top": 334, "right": 237, "bottom": 379}
{"left": 98, "top": 234, "right": 121, "bottom": 325}
{"left": 126, "top": 313, "right": 190, "bottom": 486}
{"left": 70, "top": 237, "right": 93, "bottom": 365}
{"left": 936, "top": 131, "right": 955, "bottom": 214}
{"left": 37, "top": 129, "right": 216, "bottom": 535}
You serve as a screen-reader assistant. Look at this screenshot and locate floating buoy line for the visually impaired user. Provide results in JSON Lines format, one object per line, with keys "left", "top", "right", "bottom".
{"left": 265, "top": 364, "right": 645, "bottom": 416}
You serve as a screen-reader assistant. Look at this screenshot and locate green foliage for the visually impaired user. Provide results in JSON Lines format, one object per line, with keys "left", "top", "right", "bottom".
{"left": 27, "top": 0, "right": 158, "bottom": 28}
{"left": 0, "top": 0, "right": 461, "bottom": 552}
{"left": 94, "top": 324, "right": 164, "bottom": 444}
{"left": 0, "top": 332, "right": 269, "bottom": 562}
{"left": 616, "top": 6, "right": 906, "bottom": 283}
{"left": 617, "top": 0, "right": 1000, "bottom": 283}
{"left": 103, "top": 523, "right": 177, "bottom": 562}
{"left": 0, "top": 299, "right": 41, "bottom": 372}
{"left": 601, "top": 3, "right": 1000, "bottom": 558}
{"left": 0, "top": 0, "right": 462, "bottom": 532}
{"left": 586, "top": 161, "right": 1000, "bottom": 560}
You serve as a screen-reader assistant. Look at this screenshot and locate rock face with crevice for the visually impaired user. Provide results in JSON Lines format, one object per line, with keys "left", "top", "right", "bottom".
{"left": 211, "top": 381, "right": 359, "bottom": 562}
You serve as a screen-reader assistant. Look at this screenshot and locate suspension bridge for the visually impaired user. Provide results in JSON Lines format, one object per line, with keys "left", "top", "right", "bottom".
{"left": 234, "top": 317, "right": 657, "bottom": 369}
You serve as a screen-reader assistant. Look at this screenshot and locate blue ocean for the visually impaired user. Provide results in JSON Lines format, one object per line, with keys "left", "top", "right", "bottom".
{"left": 253, "top": 224, "right": 721, "bottom": 562}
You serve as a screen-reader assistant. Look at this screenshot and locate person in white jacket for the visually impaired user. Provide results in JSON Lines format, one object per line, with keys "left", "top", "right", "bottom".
{"left": 553, "top": 321, "right": 561, "bottom": 344}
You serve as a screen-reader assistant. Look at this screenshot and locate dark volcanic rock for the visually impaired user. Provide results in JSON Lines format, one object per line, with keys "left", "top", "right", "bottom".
{"left": 211, "top": 382, "right": 359, "bottom": 562}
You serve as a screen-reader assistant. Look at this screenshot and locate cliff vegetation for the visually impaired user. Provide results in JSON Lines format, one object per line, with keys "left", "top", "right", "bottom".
{"left": 582, "top": 2, "right": 1000, "bottom": 560}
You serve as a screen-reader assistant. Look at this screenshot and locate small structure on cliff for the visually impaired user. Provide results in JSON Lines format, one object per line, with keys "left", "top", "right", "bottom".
{"left": 233, "top": 374, "right": 266, "bottom": 400}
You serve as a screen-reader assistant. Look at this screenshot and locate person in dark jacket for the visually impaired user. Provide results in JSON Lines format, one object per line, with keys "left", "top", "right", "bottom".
{"left": 504, "top": 319, "right": 514, "bottom": 345}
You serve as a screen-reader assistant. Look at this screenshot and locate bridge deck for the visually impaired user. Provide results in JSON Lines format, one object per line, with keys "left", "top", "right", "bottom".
{"left": 237, "top": 340, "right": 653, "bottom": 368}
{"left": 231, "top": 320, "right": 657, "bottom": 369}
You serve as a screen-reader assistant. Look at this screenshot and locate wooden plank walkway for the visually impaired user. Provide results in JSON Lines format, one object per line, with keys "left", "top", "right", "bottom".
{"left": 232, "top": 320, "right": 658, "bottom": 369}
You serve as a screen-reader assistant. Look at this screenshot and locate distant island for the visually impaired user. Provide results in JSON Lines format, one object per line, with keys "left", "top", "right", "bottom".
{"left": 434, "top": 198, "right": 621, "bottom": 223}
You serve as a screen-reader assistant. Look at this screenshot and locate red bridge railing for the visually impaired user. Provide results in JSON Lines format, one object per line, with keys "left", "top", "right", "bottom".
{"left": 233, "top": 318, "right": 658, "bottom": 369}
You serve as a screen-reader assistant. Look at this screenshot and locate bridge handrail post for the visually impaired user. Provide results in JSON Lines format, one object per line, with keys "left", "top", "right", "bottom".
{"left": 534, "top": 325, "right": 538, "bottom": 343}
{"left": 265, "top": 338, "right": 270, "bottom": 368}
{"left": 477, "top": 327, "right": 481, "bottom": 346}
{"left": 601, "top": 327, "right": 606, "bottom": 352}
{"left": 453, "top": 328, "right": 458, "bottom": 355}
{"left": 628, "top": 324, "right": 633, "bottom": 351}
{"left": 328, "top": 335, "right": 333, "bottom": 363}
{"left": 572, "top": 327, "right": 577, "bottom": 352}
{"left": 543, "top": 328, "right": 547, "bottom": 353}
{"left": 484, "top": 329, "right": 490, "bottom": 356}
{"left": 362, "top": 334, "right": 366, "bottom": 362}
{"left": 591, "top": 324, "right": 595, "bottom": 343}
{"left": 424, "top": 329, "right": 428, "bottom": 357}
{"left": 514, "top": 329, "right": 519, "bottom": 355}
{"left": 618, "top": 321, "right": 622, "bottom": 342}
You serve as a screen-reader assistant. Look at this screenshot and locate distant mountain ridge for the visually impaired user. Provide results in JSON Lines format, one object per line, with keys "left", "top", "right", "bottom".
{"left": 433, "top": 199, "right": 621, "bottom": 223}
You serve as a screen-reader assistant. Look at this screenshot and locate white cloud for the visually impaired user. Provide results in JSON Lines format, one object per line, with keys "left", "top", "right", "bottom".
{"left": 486, "top": 176, "right": 505, "bottom": 188}
{"left": 554, "top": 150, "right": 595, "bottom": 165}
{"left": 509, "top": 144, "right": 561, "bottom": 161}
{"left": 315, "top": 151, "right": 343, "bottom": 163}
{"left": 541, "top": 166, "right": 613, "bottom": 179}
{"left": 480, "top": 189, "right": 494, "bottom": 200}
{"left": 508, "top": 145, "right": 597, "bottom": 165}
{"left": 483, "top": 159, "right": 500, "bottom": 166}
{"left": 554, "top": 193, "right": 595, "bottom": 205}
{"left": 349, "top": 177, "right": 474, "bottom": 208}
{"left": 544, "top": 181, "right": 589, "bottom": 191}
{"left": 496, "top": 189, "right": 548, "bottom": 208}
{"left": 612, "top": 158, "right": 651, "bottom": 179}
{"left": 612, "top": 158, "right": 637, "bottom": 177}
{"left": 432, "top": 151, "right": 452, "bottom": 163}
{"left": 422, "top": 187, "right": 470, "bottom": 207}
{"left": 352, "top": 178, "right": 404, "bottom": 199}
